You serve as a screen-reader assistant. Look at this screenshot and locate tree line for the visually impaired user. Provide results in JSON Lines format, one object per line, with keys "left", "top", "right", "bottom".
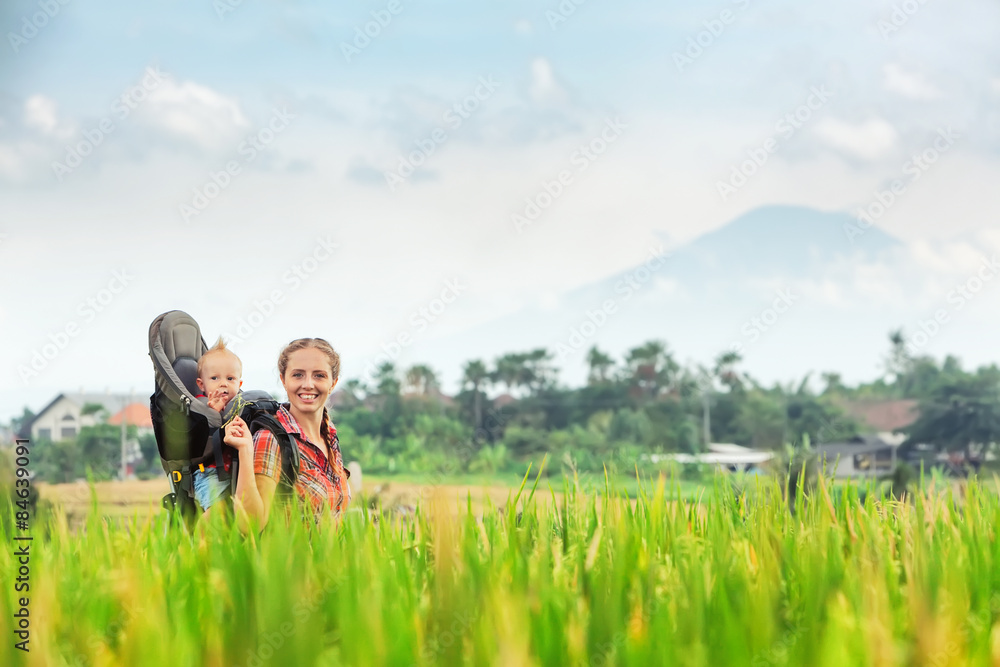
{"left": 7, "top": 330, "right": 1000, "bottom": 481}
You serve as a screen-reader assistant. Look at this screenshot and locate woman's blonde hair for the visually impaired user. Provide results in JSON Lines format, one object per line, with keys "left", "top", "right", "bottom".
{"left": 278, "top": 338, "right": 340, "bottom": 381}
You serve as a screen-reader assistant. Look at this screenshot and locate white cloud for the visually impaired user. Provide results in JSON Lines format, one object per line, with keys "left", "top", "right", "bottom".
{"left": 23, "top": 95, "right": 59, "bottom": 134}
{"left": 813, "top": 117, "right": 898, "bottom": 161}
{"left": 139, "top": 79, "right": 250, "bottom": 150}
{"left": 514, "top": 19, "right": 532, "bottom": 34}
{"left": 0, "top": 144, "right": 20, "bottom": 179}
{"left": 883, "top": 64, "right": 941, "bottom": 100}
{"left": 537, "top": 291, "right": 560, "bottom": 310}
{"left": 529, "top": 57, "right": 570, "bottom": 107}
{"left": 908, "top": 239, "right": 984, "bottom": 275}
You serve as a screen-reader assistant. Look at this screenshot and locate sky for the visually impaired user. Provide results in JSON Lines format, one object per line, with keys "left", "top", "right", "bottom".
{"left": 1, "top": 0, "right": 999, "bottom": 422}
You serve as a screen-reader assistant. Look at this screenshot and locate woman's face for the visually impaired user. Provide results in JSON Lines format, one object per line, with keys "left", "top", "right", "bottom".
{"left": 281, "top": 347, "right": 335, "bottom": 417}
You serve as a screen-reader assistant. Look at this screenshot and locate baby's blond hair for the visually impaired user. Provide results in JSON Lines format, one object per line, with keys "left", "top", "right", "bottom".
{"left": 197, "top": 337, "right": 243, "bottom": 377}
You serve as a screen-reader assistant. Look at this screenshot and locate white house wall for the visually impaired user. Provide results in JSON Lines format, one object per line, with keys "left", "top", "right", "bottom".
{"left": 30, "top": 397, "right": 101, "bottom": 442}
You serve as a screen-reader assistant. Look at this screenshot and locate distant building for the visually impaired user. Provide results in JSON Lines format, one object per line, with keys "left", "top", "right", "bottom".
{"left": 655, "top": 443, "right": 775, "bottom": 472}
{"left": 23, "top": 393, "right": 150, "bottom": 442}
{"left": 839, "top": 399, "right": 919, "bottom": 432}
{"left": 816, "top": 399, "right": 918, "bottom": 478}
{"left": 108, "top": 403, "right": 154, "bottom": 432}
{"left": 817, "top": 434, "right": 903, "bottom": 478}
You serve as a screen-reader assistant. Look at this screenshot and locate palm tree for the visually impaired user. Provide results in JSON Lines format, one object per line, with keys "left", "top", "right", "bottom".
{"left": 820, "top": 372, "right": 842, "bottom": 396}
{"left": 713, "top": 350, "right": 744, "bottom": 392}
{"left": 524, "top": 348, "right": 555, "bottom": 394}
{"left": 375, "top": 362, "right": 400, "bottom": 397}
{"left": 341, "top": 378, "right": 366, "bottom": 408}
{"left": 885, "top": 328, "right": 913, "bottom": 396}
{"left": 586, "top": 346, "right": 615, "bottom": 385}
{"left": 462, "top": 359, "right": 490, "bottom": 441}
{"left": 493, "top": 353, "right": 530, "bottom": 395}
{"left": 405, "top": 364, "right": 439, "bottom": 395}
{"left": 625, "top": 340, "right": 679, "bottom": 400}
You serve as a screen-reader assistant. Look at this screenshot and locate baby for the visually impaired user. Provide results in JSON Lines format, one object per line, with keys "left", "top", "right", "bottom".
{"left": 192, "top": 338, "right": 249, "bottom": 512}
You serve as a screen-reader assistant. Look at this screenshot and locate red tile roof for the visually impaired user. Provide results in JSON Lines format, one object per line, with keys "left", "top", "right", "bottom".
{"left": 108, "top": 403, "right": 153, "bottom": 428}
{"left": 840, "top": 399, "right": 919, "bottom": 432}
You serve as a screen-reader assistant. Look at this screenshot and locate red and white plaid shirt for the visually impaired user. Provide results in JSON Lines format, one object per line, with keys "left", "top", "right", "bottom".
{"left": 252, "top": 404, "right": 351, "bottom": 515}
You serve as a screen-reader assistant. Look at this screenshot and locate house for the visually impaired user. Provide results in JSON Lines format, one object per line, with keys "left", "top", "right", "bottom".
{"left": 816, "top": 434, "right": 903, "bottom": 478}
{"left": 814, "top": 399, "right": 919, "bottom": 478}
{"left": 656, "top": 443, "right": 775, "bottom": 472}
{"left": 839, "top": 399, "right": 919, "bottom": 433}
{"left": 108, "top": 403, "right": 154, "bottom": 432}
{"left": 23, "top": 392, "right": 150, "bottom": 442}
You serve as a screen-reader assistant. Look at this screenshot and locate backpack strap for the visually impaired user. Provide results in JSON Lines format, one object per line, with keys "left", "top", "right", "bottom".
{"left": 250, "top": 412, "right": 300, "bottom": 497}
{"left": 243, "top": 400, "right": 300, "bottom": 498}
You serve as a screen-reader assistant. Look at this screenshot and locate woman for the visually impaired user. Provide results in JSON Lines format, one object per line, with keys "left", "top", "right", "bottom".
{"left": 225, "top": 338, "right": 351, "bottom": 533}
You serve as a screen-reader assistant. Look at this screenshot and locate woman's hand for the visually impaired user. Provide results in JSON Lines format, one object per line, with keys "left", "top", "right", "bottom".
{"left": 224, "top": 416, "right": 252, "bottom": 450}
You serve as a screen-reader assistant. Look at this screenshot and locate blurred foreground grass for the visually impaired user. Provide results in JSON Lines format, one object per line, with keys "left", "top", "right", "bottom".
{"left": 4, "top": 470, "right": 1000, "bottom": 666}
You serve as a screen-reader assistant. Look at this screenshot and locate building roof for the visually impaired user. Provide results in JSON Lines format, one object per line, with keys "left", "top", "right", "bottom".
{"left": 839, "top": 399, "right": 919, "bottom": 432}
{"left": 492, "top": 393, "right": 517, "bottom": 409}
{"left": 107, "top": 403, "right": 153, "bottom": 428}
{"left": 670, "top": 451, "right": 775, "bottom": 465}
{"left": 25, "top": 392, "right": 134, "bottom": 434}
{"left": 817, "top": 440, "right": 895, "bottom": 456}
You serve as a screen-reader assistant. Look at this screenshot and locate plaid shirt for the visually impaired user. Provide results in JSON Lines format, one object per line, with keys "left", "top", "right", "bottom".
{"left": 252, "top": 404, "right": 351, "bottom": 515}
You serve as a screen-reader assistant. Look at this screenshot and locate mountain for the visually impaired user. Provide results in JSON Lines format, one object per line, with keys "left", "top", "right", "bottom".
{"left": 392, "top": 205, "right": 919, "bottom": 390}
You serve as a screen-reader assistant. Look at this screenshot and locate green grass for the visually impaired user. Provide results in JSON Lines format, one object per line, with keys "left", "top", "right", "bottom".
{"left": 365, "top": 470, "right": 711, "bottom": 501}
{"left": 3, "top": 471, "right": 1000, "bottom": 666}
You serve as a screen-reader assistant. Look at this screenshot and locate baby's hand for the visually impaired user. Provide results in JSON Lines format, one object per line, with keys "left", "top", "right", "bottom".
{"left": 224, "top": 416, "right": 252, "bottom": 451}
{"left": 207, "top": 389, "right": 229, "bottom": 412}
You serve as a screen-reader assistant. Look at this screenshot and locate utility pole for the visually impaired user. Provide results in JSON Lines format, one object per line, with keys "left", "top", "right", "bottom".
{"left": 700, "top": 371, "right": 712, "bottom": 452}
{"left": 120, "top": 388, "right": 134, "bottom": 481}
{"left": 702, "top": 391, "right": 711, "bottom": 451}
{"left": 120, "top": 393, "right": 127, "bottom": 481}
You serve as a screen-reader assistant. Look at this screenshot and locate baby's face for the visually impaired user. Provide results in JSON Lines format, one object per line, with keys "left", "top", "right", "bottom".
{"left": 196, "top": 352, "right": 242, "bottom": 403}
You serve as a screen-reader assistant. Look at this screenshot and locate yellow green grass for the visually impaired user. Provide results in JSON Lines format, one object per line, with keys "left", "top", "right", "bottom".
{"left": 3, "top": 471, "right": 1000, "bottom": 666}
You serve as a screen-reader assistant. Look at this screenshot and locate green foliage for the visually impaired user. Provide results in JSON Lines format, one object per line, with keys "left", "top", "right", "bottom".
{"left": 904, "top": 364, "right": 1000, "bottom": 454}
{"left": 608, "top": 408, "right": 653, "bottom": 445}
{"left": 80, "top": 402, "right": 107, "bottom": 417}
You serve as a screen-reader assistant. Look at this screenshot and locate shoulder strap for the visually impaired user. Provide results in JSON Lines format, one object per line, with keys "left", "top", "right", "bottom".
{"left": 246, "top": 406, "right": 301, "bottom": 497}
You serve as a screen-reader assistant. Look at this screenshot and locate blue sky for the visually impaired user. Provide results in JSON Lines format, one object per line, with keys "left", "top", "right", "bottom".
{"left": 1, "top": 0, "right": 999, "bottom": 420}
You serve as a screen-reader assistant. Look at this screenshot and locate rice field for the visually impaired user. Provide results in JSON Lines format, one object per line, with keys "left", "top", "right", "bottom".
{"left": 3, "top": 470, "right": 1000, "bottom": 666}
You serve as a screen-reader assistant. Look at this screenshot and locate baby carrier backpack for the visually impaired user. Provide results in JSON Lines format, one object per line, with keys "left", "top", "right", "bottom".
{"left": 148, "top": 310, "right": 300, "bottom": 523}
